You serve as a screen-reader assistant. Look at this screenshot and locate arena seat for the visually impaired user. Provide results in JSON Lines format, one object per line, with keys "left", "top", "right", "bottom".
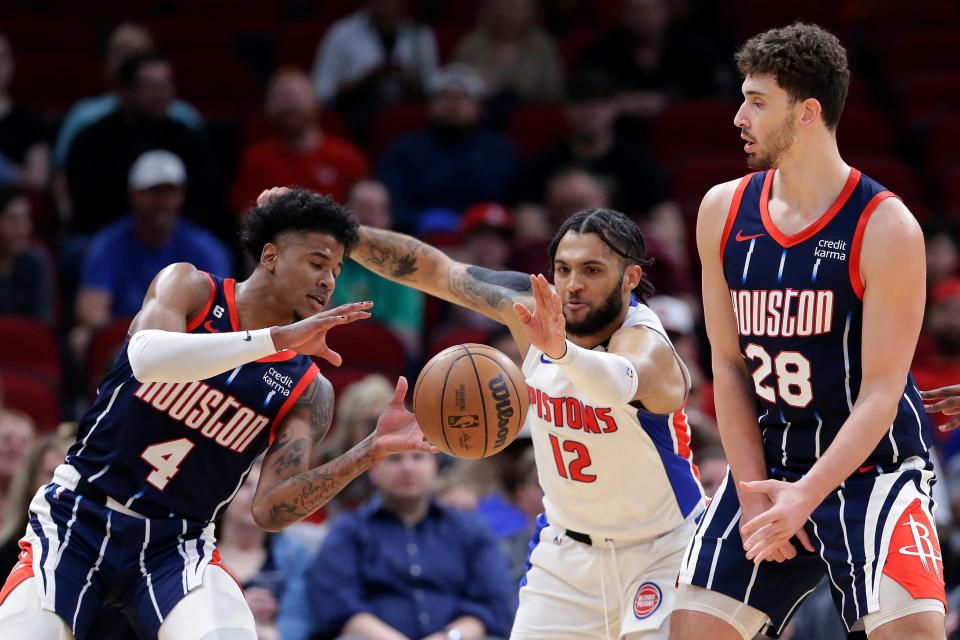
{"left": 505, "top": 102, "right": 569, "bottom": 160}
{"left": 325, "top": 321, "right": 406, "bottom": 379}
{"left": 649, "top": 100, "right": 740, "bottom": 168}
{"left": 838, "top": 105, "right": 898, "bottom": 155}
{"left": 0, "top": 316, "right": 60, "bottom": 391}
{"left": 426, "top": 327, "right": 492, "bottom": 361}
{"left": 85, "top": 318, "right": 132, "bottom": 397}
{"left": 369, "top": 101, "right": 429, "bottom": 158}
{"left": 275, "top": 21, "right": 333, "bottom": 68}
{"left": 0, "top": 373, "right": 60, "bottom": 432}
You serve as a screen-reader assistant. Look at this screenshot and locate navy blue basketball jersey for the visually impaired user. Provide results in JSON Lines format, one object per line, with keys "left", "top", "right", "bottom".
{"left": 67, "top": 273, "right": 319, "bottom": 523}
{"left": 720, "top": 169, "right": 932, "bottom": 473}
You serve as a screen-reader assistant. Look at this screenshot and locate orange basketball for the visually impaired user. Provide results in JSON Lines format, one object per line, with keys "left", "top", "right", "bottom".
{"left": 413, "top": 344, "right": 529, "bottom": 459}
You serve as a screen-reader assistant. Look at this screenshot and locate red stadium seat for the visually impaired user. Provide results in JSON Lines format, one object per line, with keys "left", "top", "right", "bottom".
{"left": 724, "top": 0, "right": 835, "bottom": 40}
{"left": 437, "top": 0, "right": 486, "bottom": 25}
{"left": 169, "top": 54, "right": 261, "bottom": 120}
{"left": 427, "top": 327, "right": 492, "bottom": 360}
{"left": 433, "top": 24, "right": 471, "bottom": 64}
{"left": 838, "top": 105, "right": 898, "bottom": 155}
{"left": 0, "top": 373, "right": 60, "bottom": 432}
{"left": 85, "top": 318, "right": 132, "bottom": 397}
{"left": 318, "top": 367, "right": 377, "bottom": 398}
{"left": 649, "top": 100, "right": 740, "bottom": 168}
{"left": 2, "top": 17, "right": 96, "bottom": 55}
{"left": 670, "top": 153, "right": 747, "bottom": 215}
{"left": 275, "top": 21, "right": 333, "bottom": 68}
{"left": 143, "top": 18, "right": 234, "bottom": 54}
{"left": 559, "top": 27, "right": 602, "bottom": 71}
{"left": 11, "top": 54, "right": 104, "bottom": 115}
{"left": 925, "top": 115, "right": 960, "bottom": 171}
{"left": 938, "top": 164, "right": 960, "bottom": 218}
{"left": 881, "top": 29, "right": 960, "bottom": 77}
{"left": 369, "top": 101, "right": 429, "bottom": 158}
{"left": 505, "top": 102, "right": 569, "bottom": 160}
{"left": 325, "top": 321, "right": 406, "bottom": 379}
{"left": 892, "top": 70, "right": 960, "bottom": 125}
{"left": 0, "top": 316, "right": 60, "bottom": 390}
{"left": 867, "top": 0, "right": 960, "bottom": 32}
{"left": 847, "top": 155, "right": 924, "bottom": 206}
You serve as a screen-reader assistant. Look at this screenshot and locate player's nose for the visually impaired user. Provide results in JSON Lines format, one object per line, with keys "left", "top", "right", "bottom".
{"left": 734, "top": 103, "right": 749, "bottom": 129}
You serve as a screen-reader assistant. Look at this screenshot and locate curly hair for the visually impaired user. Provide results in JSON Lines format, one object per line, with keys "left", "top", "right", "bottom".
{"left": 548, "top": 208, "right": 656, "bottom": 302}
{"left": 735, "top": 22, "right": 849, "bottom": 129}
{"left": 239, "top": 188, "right": 360, "bottom": 260}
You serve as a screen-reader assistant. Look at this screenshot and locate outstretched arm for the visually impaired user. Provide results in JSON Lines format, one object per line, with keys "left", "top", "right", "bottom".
{"left": 352, "top": 226, "right": 535, "bottom": 355}
{"left": 252, "top": 376, "right": 437, "bottom": 532}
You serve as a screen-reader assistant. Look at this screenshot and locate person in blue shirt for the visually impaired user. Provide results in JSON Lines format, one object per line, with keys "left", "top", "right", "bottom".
{"left": 304, "top": 450, "right": 515, "bottom": 640}
{"left": 376, "top": 64, "right": 517, "bottom": 233}
{"left": 71, "top": 149, "right": 229, "bottom": 362}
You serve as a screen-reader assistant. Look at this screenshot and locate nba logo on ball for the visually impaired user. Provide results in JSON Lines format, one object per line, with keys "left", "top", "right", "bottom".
{"left": 633, "top": 582, "right": 662, "bottom": 619}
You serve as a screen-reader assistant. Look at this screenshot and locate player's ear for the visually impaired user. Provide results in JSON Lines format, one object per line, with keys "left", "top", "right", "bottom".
{"left": 623, "top": 264, "right": 642, "bottom": 292}
{"left": 260, "top": 242, "right": 279, "bottom": 272}
{"left": 800, "top": 97, "right": 821, "bottom": 127}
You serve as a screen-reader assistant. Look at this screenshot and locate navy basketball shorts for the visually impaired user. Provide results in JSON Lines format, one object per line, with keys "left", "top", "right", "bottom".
{"left": 0, "top": 465, "right": 228, "bottom": 639}
{"left": 677, "top": 456, "right": 945, "bottom": 638}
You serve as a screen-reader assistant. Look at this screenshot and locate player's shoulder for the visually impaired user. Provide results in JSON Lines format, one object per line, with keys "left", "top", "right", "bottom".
{"left": 696, "top": 176, "right": 753, "bottom": 248}
{"left": 151, "top": 262, "right": 216, "bottom": 306}
{"left": 860, "top": 196, "right": 922, "bottom": 252}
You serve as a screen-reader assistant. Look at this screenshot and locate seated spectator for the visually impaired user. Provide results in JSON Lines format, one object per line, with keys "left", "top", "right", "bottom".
{"left": 334, "top": 180, "right": 423, "bottom": 354}
{"left": 0, "top": 433, "right": 70, "bottom": 572}
{"left": 0, "top": 189, "right": 54, "bottom": 324}
{"left": 378, "top": 64, "right": 517, "bottom": 232}
{"left": 0, "top": 409, "right": 36, "bottom": 526}
{"left": 914, "top": 278, "right": 960, "bottom": 446}
{"left": 312, "top": 0, "right": 438, "bottom": 138}
{"left": 454, "top": 0, "right": 563, "bottom": 102}
{"left": 514, "top": 72, "right": 669, "bottom": 217}
{"left": 692, "top": 445, "right": 726, "bottom": 498}
{"left": 71, "top": 150, "right": 229, "bottom": 361}
{"left": 218, "top": 462, "right": 312, "bottom": 640}
{"left": 65, "top": 53, "right": 215, "bottom": 234}
{"left": 53, "top": 23, "right": 202, "bottom": 172}
{"left": 544, "top": 168, "right": 609, "bottom": 225}
{"left": 305, "top": 451, "right": 515, "bottom": 639}
{"left": 230, "top": 69, "right": 370, "bottom": 213}
{"left": 924, "top": 221, "right": 960, "bottom": 290}
{"left": 0, "top": 35, "right": 49, "bottom": 191}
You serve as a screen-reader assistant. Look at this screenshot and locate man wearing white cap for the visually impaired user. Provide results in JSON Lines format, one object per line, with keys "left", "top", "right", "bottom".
{"left": 71, "top": 150, "right": 230, "bottom": 363}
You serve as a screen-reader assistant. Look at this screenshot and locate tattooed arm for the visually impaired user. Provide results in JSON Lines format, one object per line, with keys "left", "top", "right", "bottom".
{"left": 252, "top": 374, "right": 435, "bottom": 532}
{"left": 352, "top": 226, "right": 535, "bottom": 354}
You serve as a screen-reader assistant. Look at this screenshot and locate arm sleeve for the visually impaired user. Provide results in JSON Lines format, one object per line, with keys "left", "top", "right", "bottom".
{"left": 453, "top": 516, "right": 516, "bottom": 637}
{"left": 305, "top": 516, "right": 371, "bottom": 636}
{"left": 547, "top": 340, "right": 639, "bottom": 406}
{"left": 126, "top": 328, "right": 277, "bottom": 383}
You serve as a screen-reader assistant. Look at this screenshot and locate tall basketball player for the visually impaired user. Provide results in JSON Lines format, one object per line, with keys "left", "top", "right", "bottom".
{"left": 672, "top": 23, "right": 944, "bottom": 640}
{"left": 0, "top": 189, "right": 436, "bottom": 639}
{"left": 336, "top": 200, "right": 704, "bottom": 638}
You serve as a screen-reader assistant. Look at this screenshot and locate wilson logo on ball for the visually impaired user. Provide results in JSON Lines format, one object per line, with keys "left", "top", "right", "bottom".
{"left": 488, "top": 374, "right": 514, "bottom": 449}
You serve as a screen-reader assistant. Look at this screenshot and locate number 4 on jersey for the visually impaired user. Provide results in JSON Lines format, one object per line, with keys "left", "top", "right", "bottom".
{"left": 140, "top": 438, "right": 196, "bottom": 490}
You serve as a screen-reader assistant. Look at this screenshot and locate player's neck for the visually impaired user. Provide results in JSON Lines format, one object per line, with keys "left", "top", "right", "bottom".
{"left": 566, "top": 311, "right": 627, "bottom": 351}
{"left": 771, "top": 135, "right": 848, "bottom": 218}
{"left": 232, "top": 272, "right": 296, "bottom": 330}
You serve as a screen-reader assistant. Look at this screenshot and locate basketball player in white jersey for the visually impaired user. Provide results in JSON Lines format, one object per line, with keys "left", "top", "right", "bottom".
{"left": 267, "top": 190, "right": 705, "bottom": 639}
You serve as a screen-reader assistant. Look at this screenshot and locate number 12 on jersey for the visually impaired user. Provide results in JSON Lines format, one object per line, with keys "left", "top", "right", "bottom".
{"left": 548, "top": 434, "right": 596, "bottom": 483}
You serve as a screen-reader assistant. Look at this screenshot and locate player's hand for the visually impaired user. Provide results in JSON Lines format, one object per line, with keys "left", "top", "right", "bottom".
{"left": 739, "top": 479, "right": 818, "bottom": 564}
{"left": 270, "top": 301, "right": 372, "bottom": 365}
{"left": 372, "top": 377, "right": 440, "bottom": 460}
{"left": 738, "top": 493, "right": 800, "bottom": 563}
{"left": 256, "top": 186, "right": 292, "bottom": 207}
{"left": 513, "top": 273, "right": 566, "bottom": 360}
{"left": 920, "top": 384, "right": 960, "bottom": 432}
{"left": 244, "top": 586, "right": 278, "bottom": 623}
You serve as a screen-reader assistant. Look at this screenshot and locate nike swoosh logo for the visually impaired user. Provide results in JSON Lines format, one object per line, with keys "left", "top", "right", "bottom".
{"left": 242, "top": 331, "right": 252, "bottom": 342}
{"left": 540, "top": 355, "right": 554, "bottom": 364}
{"left": 736, "top": 230, "right": 765, "bottom": 242}
{"left": 203, "top": 320, "right": 220, "bottom": 333}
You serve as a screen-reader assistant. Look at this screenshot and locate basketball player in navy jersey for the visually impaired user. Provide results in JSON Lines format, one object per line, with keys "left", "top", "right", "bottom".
{"left": 0, "top": 188, "right": 436, "bottom": 640}
{"left": 672, "top": 23, "right": 944, "bottom": 640}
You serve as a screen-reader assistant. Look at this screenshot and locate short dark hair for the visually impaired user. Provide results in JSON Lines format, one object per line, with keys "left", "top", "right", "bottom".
{"left": 239, "top": 188, "right": 360, "bottom": 260}
{"left": 548, "top": 208, "right": 655, "bottom": 302}
{"left": 116, "top": 52, "right": 166, "bottom": 88}
{"left": 735, "top": 22, "right": 849, "bottom": 129}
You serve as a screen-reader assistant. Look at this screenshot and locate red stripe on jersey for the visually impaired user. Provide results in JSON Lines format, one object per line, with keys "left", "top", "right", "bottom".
{"left": 718, "top": 173, "right": 758, "bottom": 261}
{"left": 672, "top": 404, "right": 692, "bottom": 460}
{"left": 224, "top": 278, "right": 241, "bottom": 331}
{"left": 760, "top": 168, "right": 861, "bottom": 248}
{"left": 185, "top": 271, "right": 217, "bottom": 332}
{"left": 849, "top": 191, "right": 898, "bottom": 300}
{"left": 269, "top": 363, "right": 320, "bottom": 445}
{"left": 0, "top": 540, "right": 34, "bottom": 607}
{"left": 258, "top": 350, "right": 300, "bottom": 363}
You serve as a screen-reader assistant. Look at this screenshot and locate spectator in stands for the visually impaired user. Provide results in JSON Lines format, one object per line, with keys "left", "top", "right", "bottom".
{"left": 0, "top": 409, "right": 36, "bottom": 527}
{"left": 454, "top": 0, "right": 563, "bottom": 102}
{"left": 65, "top": 53, "right": 215, "bottom": 234}
{"left": 515, "top": 71, "right": 669, "bottom": 217}
{"left": 579, "top": 0, "right": 721, "bottom": 118}
{"left": 914, "top": 278, "right": 960, "bottom": 442}
{"left": 230, "top": 69, "right": 370, "bottom": 213}
{"left": 0, "top": 434, "right": 70, "bottom": 572}
{"left": 0, "top": 189, "right": 54, "bottom": 324}
{"left": 378, "top": 64, "right": 517, "bottom": 231}
{"left": 305, "top": 450, "right": 515, "bottom": 640}
{"left": 53, "top": 23, "right": 203, "bottom": 171}
{"left": 71, "top": 150, "right": 229, "bottom": 362}
{"left": 0, "top": 35, "right": 49, "bottom": 191}
{"left": 544, "top": 168, "right": 609, "bottom": 225}
{"left": 693, "top": 445, "right": 727, "bottom": 498}
{"left": 925, "top": 221, "right": 960, "bottom": 291}
{"left": 218, "top": 462, "right": 311, "bottom": 640}
{"left": 312, "top": 0, "right": 438, "bottom": 138}
{"left": 334, "top": 180, "right": 423, "bottom": 354}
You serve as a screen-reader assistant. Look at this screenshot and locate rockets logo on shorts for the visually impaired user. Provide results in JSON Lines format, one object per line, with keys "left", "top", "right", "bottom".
{"left": 633, "top": 582, "right": 662, "bottom": 619}
{"left": 883, "top": 498, "right": 945, "bottom": 604}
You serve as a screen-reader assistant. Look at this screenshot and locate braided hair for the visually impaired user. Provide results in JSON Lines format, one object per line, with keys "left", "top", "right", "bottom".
{"left": 548, "top": 208, "right": 656, "bottom": 302}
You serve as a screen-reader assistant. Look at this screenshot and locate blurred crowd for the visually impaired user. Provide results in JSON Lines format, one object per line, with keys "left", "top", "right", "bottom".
{"left": 1, "top": 0, "right": 960, "bottom": 638}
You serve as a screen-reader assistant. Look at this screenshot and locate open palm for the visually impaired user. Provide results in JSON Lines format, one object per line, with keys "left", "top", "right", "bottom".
{"left": 374, "top": 377, "right": 439, "bottom": 457}
{"left": 513, "top": 273, "right": 567, "bottom": 359}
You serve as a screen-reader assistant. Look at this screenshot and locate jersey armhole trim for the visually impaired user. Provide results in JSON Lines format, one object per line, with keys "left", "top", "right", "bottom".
{"left": 224, "top": 279, "right": 241, "bottom": 331}
{"left": 268, "top": 363, "right": 320, "bottom": 446}
{"left": 718, "top": 173, "right": 756, "bottom": 261}
{"left": 185, "top": 272, "right": 217, "bottom": 332}
{"left": 849, "top": 191, "right": 898, "bottom": 300}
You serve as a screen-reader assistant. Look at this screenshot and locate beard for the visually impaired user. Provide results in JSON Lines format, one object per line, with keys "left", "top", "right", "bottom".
{"left": 746, "top": 114, "right": 797, "bottom": 170}
{"left": 565, "top": 283, "right": 625, "bottom": 337}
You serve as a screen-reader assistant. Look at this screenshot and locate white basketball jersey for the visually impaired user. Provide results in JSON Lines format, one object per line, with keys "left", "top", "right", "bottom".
{"left": 521, "top": 299, "right": 705, "bottom": 540}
